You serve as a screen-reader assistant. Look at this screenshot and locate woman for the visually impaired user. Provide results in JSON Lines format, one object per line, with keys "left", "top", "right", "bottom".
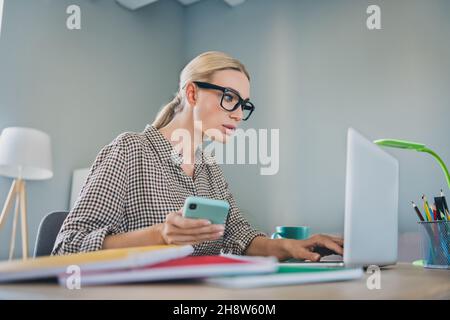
{"left": 52, "top": 51, "right": 343, "bottom": 261}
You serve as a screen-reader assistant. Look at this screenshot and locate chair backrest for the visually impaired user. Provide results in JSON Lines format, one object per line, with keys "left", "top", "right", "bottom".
{"left": 33, "top": 211, "right": 69, "bottom": 257}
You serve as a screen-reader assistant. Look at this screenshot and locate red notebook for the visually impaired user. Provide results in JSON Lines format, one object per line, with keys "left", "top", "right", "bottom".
{"left": 153, "top": 255, "right": 250, "bottom": 267}
{"left": 58, "top": 255, "right": 277, "bottom": 286}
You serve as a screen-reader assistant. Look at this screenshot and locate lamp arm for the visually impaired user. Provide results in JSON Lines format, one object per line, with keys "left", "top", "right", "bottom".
{"left": 420, "top": 147, "right": 450, "bottom": 190}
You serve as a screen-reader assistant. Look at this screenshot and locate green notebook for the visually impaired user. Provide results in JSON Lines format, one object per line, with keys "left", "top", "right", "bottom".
{"left": 205, "top": 265, "right": 363, "bottom": 288}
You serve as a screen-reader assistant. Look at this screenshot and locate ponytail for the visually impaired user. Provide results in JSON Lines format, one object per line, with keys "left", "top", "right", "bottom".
{"left": 152, "top": 93, "right": 182, "bottom": 129}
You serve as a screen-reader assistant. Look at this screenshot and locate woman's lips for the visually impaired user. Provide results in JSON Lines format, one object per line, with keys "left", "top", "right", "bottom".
{"left": 222, "top": 124, "right": 236, "bottom": 135}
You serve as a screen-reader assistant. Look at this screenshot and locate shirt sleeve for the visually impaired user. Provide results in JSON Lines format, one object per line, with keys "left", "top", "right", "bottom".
{"left": 51, "top": 134, "right": 129, "bottom": 255}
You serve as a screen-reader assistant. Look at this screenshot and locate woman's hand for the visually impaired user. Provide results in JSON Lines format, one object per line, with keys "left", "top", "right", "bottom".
{"left": 280, "top": 234, "right": 344, "bottom": 261}
{"left": 160, "top": 209, "right": 225, "bottom": 245}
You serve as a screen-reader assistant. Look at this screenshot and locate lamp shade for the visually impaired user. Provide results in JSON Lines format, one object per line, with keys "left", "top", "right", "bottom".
{"left": 373, "top": 139, "right": 426, "bottom": 150}
{"left": 0, "top": 127, "right": 53, "bottom": 180}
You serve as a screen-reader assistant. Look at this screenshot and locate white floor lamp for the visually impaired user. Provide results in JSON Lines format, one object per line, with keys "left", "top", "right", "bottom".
{"left": 0, "top": 127, "right": 53, "bottom": 260}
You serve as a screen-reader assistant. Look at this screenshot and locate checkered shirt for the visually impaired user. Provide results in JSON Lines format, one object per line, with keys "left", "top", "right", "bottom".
{"left": 51, "top": 124, "right": 266, "bottom": 256}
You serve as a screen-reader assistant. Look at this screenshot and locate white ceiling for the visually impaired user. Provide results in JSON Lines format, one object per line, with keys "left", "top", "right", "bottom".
{"left": 116, "top": 0, "right": 246, "bottom": 10}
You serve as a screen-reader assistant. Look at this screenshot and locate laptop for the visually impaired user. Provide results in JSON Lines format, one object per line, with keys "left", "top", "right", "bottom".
{"left": 283, "top": 128, "right": 399, "bottom": 268}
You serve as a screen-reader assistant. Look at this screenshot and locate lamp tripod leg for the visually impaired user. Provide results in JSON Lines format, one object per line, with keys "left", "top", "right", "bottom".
{"left": 0, "top": 180, "right": 18, "bottom": 230}
{"left": 19, "top": 180, "right": 29, "bottom": 260}
{"left": 8, "top": 185, "right": 21, "bottom": 261}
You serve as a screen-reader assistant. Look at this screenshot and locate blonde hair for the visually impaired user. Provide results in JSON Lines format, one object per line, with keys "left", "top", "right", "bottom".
{"left": 152, "top": 51, "right": 250, "bottom": 129}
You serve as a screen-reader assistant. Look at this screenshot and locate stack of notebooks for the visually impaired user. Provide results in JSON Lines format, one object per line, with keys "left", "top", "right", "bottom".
{"left": 0, "top": 245, "right": 363, "bottom": 288}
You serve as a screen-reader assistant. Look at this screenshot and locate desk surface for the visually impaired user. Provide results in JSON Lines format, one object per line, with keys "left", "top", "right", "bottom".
{"left": 0, "top": 263, "right": 448, "bottom": 300}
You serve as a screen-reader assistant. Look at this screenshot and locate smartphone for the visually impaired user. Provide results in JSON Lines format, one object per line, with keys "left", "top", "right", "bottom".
{"left": 182, "top": 196, "right": 230, "bottom": 225}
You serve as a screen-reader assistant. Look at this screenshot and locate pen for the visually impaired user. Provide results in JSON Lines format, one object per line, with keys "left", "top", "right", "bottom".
{"left": 411, "top": 201, "right": 425, "bottom": 221}
{"left": 434, "top": 194, "right": 449, "bottom": 221}
{"left": 440, "top": 189, "right": 450, "bottom": 220}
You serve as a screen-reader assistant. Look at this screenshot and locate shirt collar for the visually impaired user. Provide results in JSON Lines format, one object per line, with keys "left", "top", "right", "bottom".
{"left": 143, "top": 124, "right": 206, "bottom": 167}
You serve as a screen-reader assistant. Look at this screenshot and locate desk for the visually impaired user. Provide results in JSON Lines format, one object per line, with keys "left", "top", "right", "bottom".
{"left": 0, "top": 263, "right": 448, "bottom": 299}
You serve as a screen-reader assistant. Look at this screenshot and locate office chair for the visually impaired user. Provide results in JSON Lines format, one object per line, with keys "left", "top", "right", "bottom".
{"left": 33, "top": 211, "right": 69, "bottom": 257}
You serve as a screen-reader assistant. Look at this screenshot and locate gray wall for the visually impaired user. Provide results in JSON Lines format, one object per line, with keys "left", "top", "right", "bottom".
{"left": 184, "top": 0, "right": 450, "bottom": 235}
{"left": 0, "top": 0, "right": 184, "bottom": 259}
{"left": 1, "top": 0, "right": 449, "bottom": 260}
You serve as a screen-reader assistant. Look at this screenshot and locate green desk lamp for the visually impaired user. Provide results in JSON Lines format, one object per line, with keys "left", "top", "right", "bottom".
{"left": 373, "top": 139, "right": 450, "bottom": 190}
{"left": 374, "top": 139, "right": 450, "bottom": 268}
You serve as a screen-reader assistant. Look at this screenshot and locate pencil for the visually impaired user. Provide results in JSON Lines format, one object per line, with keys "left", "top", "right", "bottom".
{"left": 411, "top": 201, "right": 425, "bottom": 221}
{"left": 422, "top": 195, "right": 433, "bottom": 221}
{"left": 431, "top": 204, "right": 438, "bottom": 220}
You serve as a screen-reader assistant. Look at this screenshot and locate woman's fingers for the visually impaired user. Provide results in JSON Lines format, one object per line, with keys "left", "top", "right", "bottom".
{"left": 292, "top": 247, "right": 321, "bottom": 262}
{"left": 167, "top": 211, "right": 211, "bottom": 229}
{"left": 317, "top": 234, "right": 344, "bottom": 246}
{"left": 165, "top": 211, "right": 225, "bottom": 235}
{"left": 306, "top": 235, "right": 344, "bottom": 255}
{"left": 163, "top": 210, "right": 226, "bottom": 245}
{"left": 286, "top": 235, "right": 343, "bottom": 262}
{"left": 330, "top": 236, "right": 344, "bottom": 246}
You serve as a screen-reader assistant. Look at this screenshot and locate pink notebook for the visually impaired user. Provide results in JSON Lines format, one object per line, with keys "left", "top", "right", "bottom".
{"left": 58, "top": 255, "right": 277, "bottom": 286}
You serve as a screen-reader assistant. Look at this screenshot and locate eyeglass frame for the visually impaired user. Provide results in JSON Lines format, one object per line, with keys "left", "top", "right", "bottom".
{"left": 193, "top": 81, "right": 255, "bottom": 121}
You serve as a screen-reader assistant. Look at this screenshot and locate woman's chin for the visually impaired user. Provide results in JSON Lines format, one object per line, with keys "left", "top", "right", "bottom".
{"left": 204, "top": 126, "right": 236, "bottom": 144}
{"left": 217, "top": 135, "right": 228, "bottom": 144}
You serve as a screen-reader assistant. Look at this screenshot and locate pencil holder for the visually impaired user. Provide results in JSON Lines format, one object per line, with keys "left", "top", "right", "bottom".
{"left": 418, "top": 221, "right": 450, "bottom": 269}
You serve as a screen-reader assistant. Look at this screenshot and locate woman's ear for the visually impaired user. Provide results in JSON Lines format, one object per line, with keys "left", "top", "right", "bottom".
{"left": 184, "top": 82, "right": 198, "bottom": 108}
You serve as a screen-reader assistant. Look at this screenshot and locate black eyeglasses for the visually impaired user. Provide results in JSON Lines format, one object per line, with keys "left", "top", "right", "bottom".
{"left": 193, "top": 81, "right": 255, "bottom": 121}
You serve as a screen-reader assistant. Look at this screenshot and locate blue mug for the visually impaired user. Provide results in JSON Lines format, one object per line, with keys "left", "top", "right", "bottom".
{"left": 271, "top": 226, "right": 310, "bottom": 240}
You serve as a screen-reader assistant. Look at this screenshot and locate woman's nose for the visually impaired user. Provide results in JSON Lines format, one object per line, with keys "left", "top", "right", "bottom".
{"left": 230, "top": 106, "right": 243, "bottom": 122}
